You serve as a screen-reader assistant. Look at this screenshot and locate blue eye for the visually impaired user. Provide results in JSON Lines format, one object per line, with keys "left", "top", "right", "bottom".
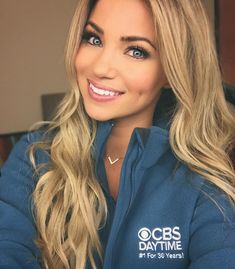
{"left": 89, "top": 36, "right": 101, "bottom": 46}
{"left": 81, "top": 30, "right": 102, "bottom": 46}
{"left": 126, "top": 46, "right": 149, "bottom": 59}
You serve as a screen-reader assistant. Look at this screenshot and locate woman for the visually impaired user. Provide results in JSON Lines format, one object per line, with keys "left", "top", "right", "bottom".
{"left": 0, "top": 0, "right": 235, "bottom": 268}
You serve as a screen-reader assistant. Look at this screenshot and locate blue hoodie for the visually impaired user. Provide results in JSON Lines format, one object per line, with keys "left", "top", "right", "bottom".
{"left": 0, "top": 92, "right": 235, "bottom": 269}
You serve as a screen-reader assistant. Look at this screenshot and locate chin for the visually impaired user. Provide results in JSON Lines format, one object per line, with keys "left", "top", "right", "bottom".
{"left": 84, "top": 107, "right": 113, "bottom": 122}
{"left": 89, "top": 115, "right": 112, "bottom": 122}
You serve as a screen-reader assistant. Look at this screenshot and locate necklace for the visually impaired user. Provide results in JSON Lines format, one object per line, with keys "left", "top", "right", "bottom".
{"left": 106, "top": 155, "right": 124, "bottom": 165}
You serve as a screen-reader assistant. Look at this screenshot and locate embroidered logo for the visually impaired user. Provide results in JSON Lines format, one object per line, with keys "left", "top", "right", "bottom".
{"left": 137, "top": 227, "right": 184, "bottom": 260}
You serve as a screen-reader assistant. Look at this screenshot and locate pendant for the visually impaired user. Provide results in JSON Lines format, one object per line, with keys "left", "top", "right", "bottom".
{"left": 107, "top": 156, "right": 120, "bottom": 165}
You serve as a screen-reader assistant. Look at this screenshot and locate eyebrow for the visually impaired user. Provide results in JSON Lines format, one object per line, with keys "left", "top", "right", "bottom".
{"left": 86, "top": 20, "right": 157, "bottom": 50}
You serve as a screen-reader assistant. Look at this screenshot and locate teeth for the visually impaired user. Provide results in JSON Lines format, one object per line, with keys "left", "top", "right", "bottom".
{"left": 89, "top": 83, "right": 119, "bottom": 96}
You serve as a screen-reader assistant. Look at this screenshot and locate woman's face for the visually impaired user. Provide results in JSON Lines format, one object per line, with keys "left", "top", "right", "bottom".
{"left": 75, "top": 0, "right": 167, "bottom": 125}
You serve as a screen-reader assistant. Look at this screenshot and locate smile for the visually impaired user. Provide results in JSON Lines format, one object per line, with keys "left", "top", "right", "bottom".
{"left": 89, "top": 82, "right": 121, "bottom": 96}
{"left": 87, "top": 80, "right": 123, "bottom": 102}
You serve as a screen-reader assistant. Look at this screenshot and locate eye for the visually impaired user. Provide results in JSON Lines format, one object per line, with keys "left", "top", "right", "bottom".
{"left": 126, "top": 46, "right": 150, "bottom": 59}
{"left": 89, "top": 36, "right": 102, "bottom": 46}
{"left": 81, "top": 30, "right": 102, "bottom": 47}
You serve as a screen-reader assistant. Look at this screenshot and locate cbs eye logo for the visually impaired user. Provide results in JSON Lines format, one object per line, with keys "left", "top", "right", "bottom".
{"left": 138, "top": 228, "right": 151, "bottom": 241}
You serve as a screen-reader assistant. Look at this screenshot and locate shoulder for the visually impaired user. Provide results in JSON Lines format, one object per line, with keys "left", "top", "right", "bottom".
{"left": 0, "top": 130, "right": 52, "bottom": 188}
{"left": 0, "top": 131, "right": 48, "bottom": 267}
{"left": 3, "top": 130, "right": 49, "bottom": 168}
{"left": 0, "top": 130, "right": 53, "bottom": 214}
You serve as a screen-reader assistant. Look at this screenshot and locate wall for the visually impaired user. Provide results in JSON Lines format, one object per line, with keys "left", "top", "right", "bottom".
{"left": 0, "top": 0, "right": 215, "bottom": 134}
{"left": 0, "top": 0, "right": 77, "bottom": 134}
{"left": 218, "top": 0, "right": 235, "bottom": 86}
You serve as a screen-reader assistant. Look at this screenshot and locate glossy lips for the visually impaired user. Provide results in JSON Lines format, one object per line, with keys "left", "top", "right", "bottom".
{"left": 88, "top": 80, "right": 123, "bottom": 101}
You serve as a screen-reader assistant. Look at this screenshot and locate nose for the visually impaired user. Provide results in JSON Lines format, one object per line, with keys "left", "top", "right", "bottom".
{"left": 92, "top": 47, "right": 117, "bottom": 79}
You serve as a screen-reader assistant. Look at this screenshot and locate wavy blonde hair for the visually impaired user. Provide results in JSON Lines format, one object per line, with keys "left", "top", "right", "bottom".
{"left": 30, "top": 0, "right": 235, "bottom": 268}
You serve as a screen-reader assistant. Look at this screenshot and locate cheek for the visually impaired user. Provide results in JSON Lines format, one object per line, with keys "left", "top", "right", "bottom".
{"left": 75, "top": 50, "right": 84, "bottom": 75}
{"left": 75, "top": 47, "right": 92, "bottom": 75}
{"left": 124, "top": 64, "right": 166, "bottom": 95}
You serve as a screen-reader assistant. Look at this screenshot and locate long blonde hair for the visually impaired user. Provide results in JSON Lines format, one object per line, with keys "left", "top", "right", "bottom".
{"left": 30, "top": 1, "right": 235, "bottom": 268}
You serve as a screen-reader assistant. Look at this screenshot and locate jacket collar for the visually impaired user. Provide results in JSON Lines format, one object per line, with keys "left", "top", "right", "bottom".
{"left": 94, "top": 89, "right": 176, "bottom": 168}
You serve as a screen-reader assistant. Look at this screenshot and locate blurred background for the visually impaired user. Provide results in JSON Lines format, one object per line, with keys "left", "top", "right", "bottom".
{"left": 0, "top": 0, "right": 234, "bottom": 165}
{"left": 0, "top": 0, "right": 77, "bottom": 165}
{"left": 215, "top": 0, "right": 235, "bottom": 86}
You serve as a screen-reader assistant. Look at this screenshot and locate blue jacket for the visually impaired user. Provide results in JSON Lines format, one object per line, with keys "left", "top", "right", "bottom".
{"left": 1, "top": 92, "right": 235, "bottom": 269}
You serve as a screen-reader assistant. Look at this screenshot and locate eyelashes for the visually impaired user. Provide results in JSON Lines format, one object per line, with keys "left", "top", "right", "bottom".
{"left": 81, "top": 30, "right": 150, "bottom": 60}
{"left": 125, "top": 45, "right": 150, "bottom": 59}
{"left": 81, "top": 30, "right": 102, "bottom": 46}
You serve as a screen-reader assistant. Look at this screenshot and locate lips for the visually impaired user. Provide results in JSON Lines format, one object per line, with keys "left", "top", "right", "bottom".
{"left": 89, "top": 82, "right": 119, "bottom": 96}
{"left": 87, "top": 80, "right": 124, "bottom": 101}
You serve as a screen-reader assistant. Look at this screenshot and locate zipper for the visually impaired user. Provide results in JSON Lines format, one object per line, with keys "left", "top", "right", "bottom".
{"left": 109, "top": 154, "right": 147, "bottom": 268}
{"left": 95, "top": 121, "right": 114, "bottom": 195}
{"left": 103, "top": 131, "right": 142, "bottom": 269}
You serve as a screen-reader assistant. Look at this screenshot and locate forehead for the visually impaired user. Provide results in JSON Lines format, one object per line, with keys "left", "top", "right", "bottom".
{"left": 89, "top": 0, "right": 155, "bottom": 38}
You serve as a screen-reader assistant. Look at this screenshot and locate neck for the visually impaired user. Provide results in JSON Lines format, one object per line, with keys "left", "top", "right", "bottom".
{"left": 105, "top": 115, "right": 154, "bottom": 158}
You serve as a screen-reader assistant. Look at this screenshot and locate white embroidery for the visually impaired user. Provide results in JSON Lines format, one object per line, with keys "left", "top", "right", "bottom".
{"left": 138, "top": 227, "right": 184, "bottom": 260}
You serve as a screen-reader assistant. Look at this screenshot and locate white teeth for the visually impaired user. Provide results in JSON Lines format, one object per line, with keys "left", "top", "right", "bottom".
{"left": 89, "top": 83, "right": 119, "bottom": 96}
